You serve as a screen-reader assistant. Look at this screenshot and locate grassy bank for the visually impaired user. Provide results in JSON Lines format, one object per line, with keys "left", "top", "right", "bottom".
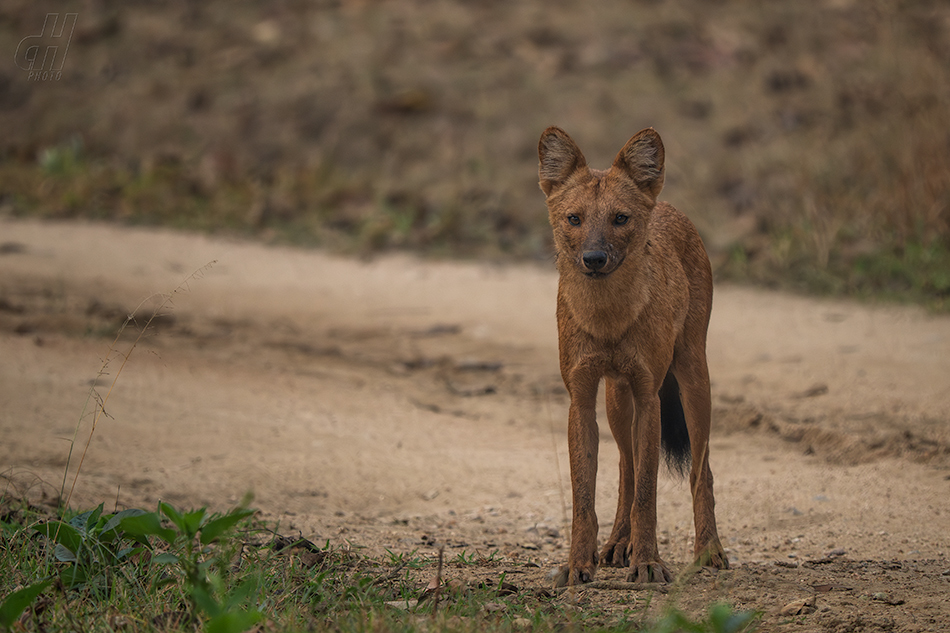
{"left": 2, "top": 0, "right": 948, "bottom": 307}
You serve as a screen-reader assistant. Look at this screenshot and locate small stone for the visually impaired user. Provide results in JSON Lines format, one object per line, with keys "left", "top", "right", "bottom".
{"left": 872, "top": 593, "right": 905, "bottom": 605}
{"left": 780, "top": 596, "right": 816, "bottom": 616}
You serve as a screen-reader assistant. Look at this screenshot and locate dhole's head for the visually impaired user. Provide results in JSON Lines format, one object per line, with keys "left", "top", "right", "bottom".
{"left": 538, "top": 127, "right": 665, "bottom": 280}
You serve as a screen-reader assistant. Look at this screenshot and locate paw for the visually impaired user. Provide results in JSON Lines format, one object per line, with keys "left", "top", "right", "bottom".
{"left": 554, "top": 546, "right": 598, "bottom": 588}
{"left": 625, "top": 561, "right": 674, "bottom": 584}
{"left": 599, "top": 539, "right": 630, "bottom": 567}
{"left": 695, "top": 537, "right": 729, "bottom": 570}
{"left": 551, "top": 564, "right": 597, "bottom": 587}
{"left": 559, "top": 540, "right": 598, "bottom": 586}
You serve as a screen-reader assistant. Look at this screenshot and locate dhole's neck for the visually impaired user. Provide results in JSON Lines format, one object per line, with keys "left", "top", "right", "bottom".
{"left": 558, "top": 252, "right": 652, "bottom": 342}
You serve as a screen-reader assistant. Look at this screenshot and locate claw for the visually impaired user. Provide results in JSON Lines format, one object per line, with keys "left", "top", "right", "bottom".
{"left": 552, "top": 564, "right": 597, "bottom": 587}
{"left": 599, "top": 540, "right": 630, "bottom": 567}
{"left": 696, "top": 537, "right": 729, "bottom": 570}
{"left": 626, "top": 561, "right": 674, "bottom": 584}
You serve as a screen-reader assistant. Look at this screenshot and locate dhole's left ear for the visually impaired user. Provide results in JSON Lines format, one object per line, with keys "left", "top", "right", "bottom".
{"left": 538, "top": 127, "right": 588, "bottom": 197}
{"left": 612, "top": 128, "right": 665, "bottom": 201}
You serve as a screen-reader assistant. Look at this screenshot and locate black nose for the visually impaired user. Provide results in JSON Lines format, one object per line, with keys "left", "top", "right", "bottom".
{"left": 582, "top": 251, "right": 608, "bottom": 271}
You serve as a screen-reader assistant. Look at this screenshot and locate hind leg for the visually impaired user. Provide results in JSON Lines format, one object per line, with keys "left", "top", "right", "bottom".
{"left": 672, "top": 349, "right": 728, "bottom": 569}
{"left": 600, "top": 377, "right": 634, "bottom": 567}
{"left": 626, "top": 379, "right": 673, "bottom": 583}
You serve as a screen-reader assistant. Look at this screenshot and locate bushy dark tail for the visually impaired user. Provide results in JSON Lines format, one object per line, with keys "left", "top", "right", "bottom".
{"left": 659, "top": 369, "right": 691, "bottom": 477}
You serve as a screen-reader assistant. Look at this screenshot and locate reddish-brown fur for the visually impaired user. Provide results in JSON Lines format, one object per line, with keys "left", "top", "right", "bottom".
{"left": 539, "top": 127, "right": 727, "bottom": 585}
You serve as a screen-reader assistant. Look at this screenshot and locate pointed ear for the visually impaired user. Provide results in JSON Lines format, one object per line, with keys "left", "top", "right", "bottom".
{"left": 538, "top": 127, "right": 588, "bottom": 197}
{"left": 612, "top": 127, "right": 665, "bottom": 201}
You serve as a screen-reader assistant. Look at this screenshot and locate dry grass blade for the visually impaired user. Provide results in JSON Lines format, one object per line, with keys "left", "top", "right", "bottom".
{"left": 431, "top": 546, "right": 444, "bottom": 617}
{"left": 61, "top": 262, "right": 217, "bottom": 511}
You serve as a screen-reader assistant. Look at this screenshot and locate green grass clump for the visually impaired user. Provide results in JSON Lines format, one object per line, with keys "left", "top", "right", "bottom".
{"left": 0, "top": 499, "right": 262, "bottom": 632}
{"left": 0, "top": 496, "right": 757, "bottom": 633}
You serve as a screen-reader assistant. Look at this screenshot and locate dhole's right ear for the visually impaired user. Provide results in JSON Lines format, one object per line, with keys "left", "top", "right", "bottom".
{"left": 538, "top": 127, "right": 588, "bottom": 197}
{"left": 612, "top": 128, "right": 665, "bottom": 201}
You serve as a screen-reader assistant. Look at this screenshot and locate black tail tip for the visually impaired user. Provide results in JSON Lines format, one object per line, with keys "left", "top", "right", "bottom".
{"left": 659, "top": 370, "right": 691, "bottom": 478}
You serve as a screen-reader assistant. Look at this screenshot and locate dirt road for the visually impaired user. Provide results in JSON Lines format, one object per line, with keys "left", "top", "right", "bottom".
{"left": 1, "top": 218, "right": 948, "bottom": 630}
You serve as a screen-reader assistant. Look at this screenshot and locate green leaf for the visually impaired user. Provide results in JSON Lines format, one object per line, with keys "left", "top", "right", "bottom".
{"left": 53, "top": 543, "right": 77, "bottom": 563}
{"left": 101, "top": 508, "right": 147, "bottom": 535}
{"left": 98, "top": 509, "right": 148, "bottom": 546}
{"left": 35, "top": 521, "right": 83, "bottom": 558}
{"left": 711, "top": 605, "right": 756, "bottom": 633}
{"left": 66, "top": 506, "right": 97, "bottom": 532}
{"left": 650, "top": 611, "right": 701, "bottom": 633}
{"left": 78, "top": 503, "right": 104, "bottom": 533}
{"left": 199, "top": 509, "right": 255, "bottom": 545}
{"left": 206, "top": 609, "right": 263, "bottom": 633}
{"left": 121, "top": 513, "right": 175, "bottom": 544}
{"left": 60, "top": 565, "right": 88, "bottom": 588}
{"left": 727, "top": 613, "right": 757, "bottom": 633}
{"left": 0, "top": 580, "right": 53, "bottom": 628}
{"left": 152, "top": 553, "right": 179, "bottom": 565}
{"left": 115, "top": 546, "right": 140, "bottom": 561}
{"left": 159, "top": 502, "right": 186, "bottom": 534}
{"left": 87, "top": 505, "right": 105, "bottom": 532}
{"left": 189, "top": 583, "right": 222, "bottom": 619}
{"left": 182, "top": 508, "right": 207, "bottom": 537}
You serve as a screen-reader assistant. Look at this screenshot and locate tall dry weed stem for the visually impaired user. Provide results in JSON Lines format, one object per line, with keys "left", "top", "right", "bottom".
{"left": 61, "top": 262, "right": 217, "bottom": 510}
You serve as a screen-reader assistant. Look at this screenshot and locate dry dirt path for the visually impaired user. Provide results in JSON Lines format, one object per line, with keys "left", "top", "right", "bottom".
{"left": 1, "top": 219, "right": 949, "bottom": 630}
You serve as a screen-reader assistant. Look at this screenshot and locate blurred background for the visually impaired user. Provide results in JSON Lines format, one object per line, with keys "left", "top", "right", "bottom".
{"left": 2, "top": 0, "right": 949, "bottom": 306}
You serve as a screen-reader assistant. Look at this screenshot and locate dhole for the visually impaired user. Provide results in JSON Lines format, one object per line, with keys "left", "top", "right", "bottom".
{"left": 538, "top": 127, "right": 727, "bottom": 585}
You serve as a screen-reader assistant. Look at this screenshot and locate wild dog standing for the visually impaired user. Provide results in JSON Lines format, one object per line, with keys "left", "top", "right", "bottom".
{"left": 538, "top": 127, "right": 727, "bottom": 585}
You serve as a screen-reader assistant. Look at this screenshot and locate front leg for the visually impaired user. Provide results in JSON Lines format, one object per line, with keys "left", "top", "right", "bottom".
{"left": 600, "top": 377, "right": 634, "bottom": 567}
{"left": 565, "top": 369, "right": 601, "bottom": 584}
{"left": 627, "top": 389, "right": 673, "bottom": 583}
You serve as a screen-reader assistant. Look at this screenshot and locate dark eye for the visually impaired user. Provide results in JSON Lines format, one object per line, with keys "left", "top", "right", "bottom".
{"left": 614, "top": 214, "right": 629, "bottom": 226}
{"left": 567, "top": 214, "right": 581, "bottom": 226}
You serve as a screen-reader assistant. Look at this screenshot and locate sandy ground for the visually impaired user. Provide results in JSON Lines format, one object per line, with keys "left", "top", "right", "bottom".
{"left": 1, "top": 218, "right": 949, "bottom": 631}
